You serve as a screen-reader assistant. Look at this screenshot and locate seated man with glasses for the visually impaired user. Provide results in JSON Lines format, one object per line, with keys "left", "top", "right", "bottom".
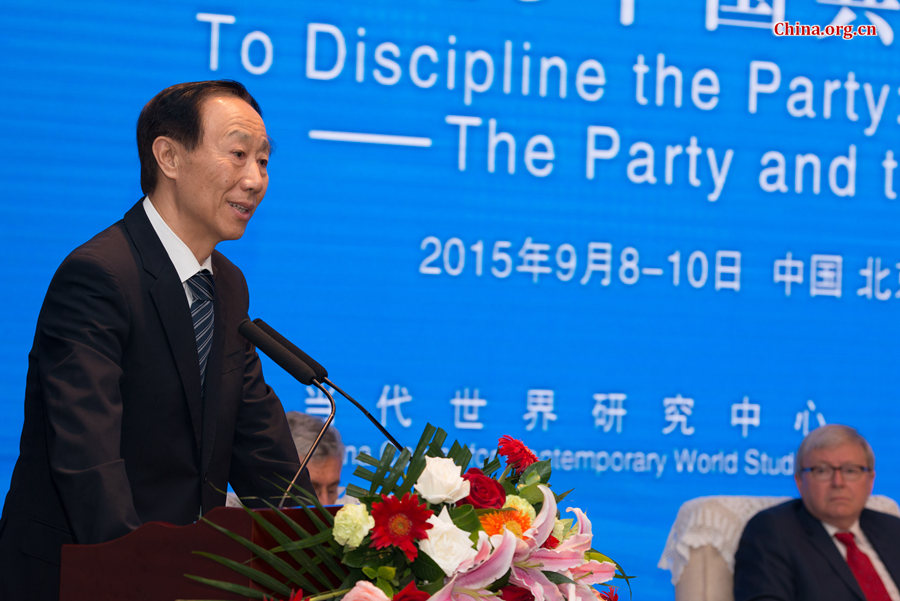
{"left": 734, "top": 424, "right": 900, "bottom": 601}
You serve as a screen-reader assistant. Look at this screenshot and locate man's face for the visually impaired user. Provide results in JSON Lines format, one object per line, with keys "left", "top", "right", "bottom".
{"left": 307, "top": 456, "right": 342, "bottom": 506}
{"left": 795, "top": 441, "right": 874, "bottom": 529}
{"left": 172, "top": 95, "right": 269, "bottom": 256}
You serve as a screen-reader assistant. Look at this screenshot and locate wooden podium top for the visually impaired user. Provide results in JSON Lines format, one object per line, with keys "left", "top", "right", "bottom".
{"left": 60, "top": 505, "right": 343, "bottom": 601}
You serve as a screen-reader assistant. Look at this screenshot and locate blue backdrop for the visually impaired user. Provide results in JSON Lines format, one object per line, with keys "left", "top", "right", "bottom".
{"left": 2, "top": 1, "right": 900, "bottom": 598}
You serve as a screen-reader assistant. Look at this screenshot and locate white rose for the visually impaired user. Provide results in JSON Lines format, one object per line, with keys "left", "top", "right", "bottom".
{"left": 415, "top": 456, "right": 470, "bottom": 504}
{"left": 419, "top": 507, "right": 478, "bottom": 576}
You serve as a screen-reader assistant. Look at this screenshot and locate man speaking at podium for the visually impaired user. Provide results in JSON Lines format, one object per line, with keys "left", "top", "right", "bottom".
{"left": 0, "top": 81, "right": 311, "bottom": 600}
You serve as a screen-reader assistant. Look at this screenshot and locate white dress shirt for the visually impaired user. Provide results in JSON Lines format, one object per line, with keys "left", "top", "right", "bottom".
{"left": 142, "top": 196, "right": 213, "bottom": 305}
{"left": 825, "top": 520, "right": 900, "bottom": 601}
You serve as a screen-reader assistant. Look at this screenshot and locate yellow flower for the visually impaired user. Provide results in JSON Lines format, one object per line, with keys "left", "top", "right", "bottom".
{"left": 503, "top": 495, "right": 536, "bottom": 523}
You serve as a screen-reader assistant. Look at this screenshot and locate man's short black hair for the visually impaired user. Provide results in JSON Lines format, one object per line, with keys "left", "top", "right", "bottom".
{"left": 136, "top": 80, "right": 262, "bottom": 195}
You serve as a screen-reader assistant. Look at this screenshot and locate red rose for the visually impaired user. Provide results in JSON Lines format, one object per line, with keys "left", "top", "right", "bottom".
{"left": 498, "top": 586, "right": 535, "bottom": 601}
{"left": 598, "top": 588, "right": 618, "bottom": 601}
{"left": 393, "top": 581, "right": 430, "bottom": 601}
{"left": 541, "top": 534, "right": 559, "bottom": 549}
{"left": 461, "top": 468, "right": 506, "bottom": 509}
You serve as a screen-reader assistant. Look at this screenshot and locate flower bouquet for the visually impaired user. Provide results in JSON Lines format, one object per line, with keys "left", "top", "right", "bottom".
{"left": 188, "top": 424, "right": 631, "bottom": 601}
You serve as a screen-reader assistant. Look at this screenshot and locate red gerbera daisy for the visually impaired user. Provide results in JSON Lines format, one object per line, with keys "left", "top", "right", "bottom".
{"left": 369, "top": 492, "right": 433, "bottom": 561}
{"left": 498, "top": 435, "right": 539, "bottom": 474}
{"left": 598, "top": 587, "right": 618, "bottom": 601}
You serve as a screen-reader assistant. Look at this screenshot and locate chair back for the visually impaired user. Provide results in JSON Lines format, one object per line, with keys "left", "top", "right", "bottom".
{"left": 657, "top": 494, "right": 900, "bottom": 601}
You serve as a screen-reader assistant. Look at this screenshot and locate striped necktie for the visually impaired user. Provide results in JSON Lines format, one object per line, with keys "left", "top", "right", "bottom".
{"left": 187, "top": 270, "right": 215, "bottom": 385}
{"left": 834, "top": 532, "right": 892, "bottom": 601}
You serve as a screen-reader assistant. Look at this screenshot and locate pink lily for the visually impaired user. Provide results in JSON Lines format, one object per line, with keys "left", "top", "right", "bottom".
{"left": 506, "top": 487, "right": 616, "bottom": 601}
{"left": 505, "top": 486, "right": 565, "bottom": 601}
{"left": 428, "top": 529, "right": 518, "bottom": 601}
{"left": 536, "top": 507, "right": 615, "bottom": 582}
{"left": 547, "top": 508, "right": 616, "bottom": 601}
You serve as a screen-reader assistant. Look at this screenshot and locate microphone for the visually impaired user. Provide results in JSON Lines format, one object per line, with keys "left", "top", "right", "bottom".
{"left": 252, "top": 318, "right": 402, "bottom": 451}
{"left": 252, "top": 318, "right": 327, "bottom": 380}
{"left": 238, "top": 319, "right": 336, "bottom": 508}
{"left": 238, "top": 319, "right": 316, "bottom": 385}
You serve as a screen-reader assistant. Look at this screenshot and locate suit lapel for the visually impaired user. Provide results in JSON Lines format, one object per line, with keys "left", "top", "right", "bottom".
{"left": 123, "top": 201, "right": 203, "bottom": 449}
{"left": 797, "top": 503, "right": 867, "bottom": 601}
{"left": 862, "top": 510, "right": 900, "bottom": 591}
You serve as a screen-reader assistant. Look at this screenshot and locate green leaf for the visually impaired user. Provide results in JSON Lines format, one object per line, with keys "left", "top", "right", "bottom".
{"left": 516, "top": 482, "right": 544, "bottom": 505}
{"left": 343, "top": 545, "right": 397, "bottom": 572}
{"left": 346, "top": 483, "right": 369, "bottom": 499}
{"left": 244, "top": 505, "right": 335, "bottom": 591}
{"left": 411, "top": 548, "right": 445, "bottom": 583}
{"left": 585, "top": 551, "right": 636, "bottom": 599}
{"left": 183, "top": 573, "right": 270, "bottom": 599}
{"left": 519, "top": 459, "right": 551, "bottom": 485}
{"left": 268, "top": 500, "right": 347, "bottom": 580}
{"left": 447, "top": 504, "right": 482, "bottom": 540}
{"left": 542, "top": 570, "right": 575, "bottom": 585}
{"left": 480, "top": 455, "right": 502, "bottom": 478}
{"left": 376, "top": 565, "right": 397, "bottom": 581}
{"left": 614, "top": 571, "right": 637, "bottom": 601}
{"left": 418, "top": 578, "right": 447, "bottom": 595}
{"left": 382, "top": 451, "right": 413, "bottom": 494}
{"left": 554, "top": 488, "right": 573, "bottom": 504}
{"left": 351, "top": 444, "right": 416, "bottom": 498}
{"left": 586, "top": 550, "right": 614, "bottom": 563}
{"left": 357, "top": 449, "right": 392, "bottom": 468}
{"left": 190, "top": 550, "right": 291, "bottom": 597}
{"left": 200, "top": 513, "right": 322, "bottom": 595}
{"left": 416, "top": 424, "right": 443, "bottom": 457}
{"left": 555, "top": 518, "right": 574, "bottom": 539}
{"left": 306, "top": 587, "right": 354, "bottom": 601}
{"left": 343, "top": 545, "right": 376, "bottom": 569}
{"left": 375, "top": 580, "right": 395, "bottom": 599}
{"left": 446, "top": 441, "right": 472, "bottom": 472}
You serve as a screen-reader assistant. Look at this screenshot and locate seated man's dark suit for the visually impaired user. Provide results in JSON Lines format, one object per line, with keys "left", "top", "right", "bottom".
{"left": 734, "top": 498, "right": 900, "bottom": 601}
{"left": 0, "top": 201, "right": 310, "bottom": 600}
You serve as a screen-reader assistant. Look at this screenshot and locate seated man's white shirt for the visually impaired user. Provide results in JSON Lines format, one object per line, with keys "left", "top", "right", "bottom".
{"left": 824, "top": 520, "right": 900, "bottom": 601}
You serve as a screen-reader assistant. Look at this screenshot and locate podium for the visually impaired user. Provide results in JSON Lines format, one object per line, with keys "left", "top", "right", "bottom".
{"left": 60, "top": 506, "right": 343, "bottom": 601}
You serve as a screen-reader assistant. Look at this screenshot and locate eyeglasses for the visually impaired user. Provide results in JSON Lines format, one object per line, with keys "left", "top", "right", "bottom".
{"left": 800, "top": 464, "right": 872, "bottom": 481}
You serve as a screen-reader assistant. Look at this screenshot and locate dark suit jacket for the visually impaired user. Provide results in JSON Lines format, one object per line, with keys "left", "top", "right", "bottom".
{"left": 0, "top": 201, "right": 310, "bottom": 600}
{"left": 734, "top": 498, "right": 900, "bottom": 601}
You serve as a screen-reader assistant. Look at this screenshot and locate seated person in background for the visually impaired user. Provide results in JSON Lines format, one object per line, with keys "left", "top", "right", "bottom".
{"left": 286, "top": 412, "right": 344, "bottom": 505}
{"left": 228, "top": 411, "right": 344, "bottom": 506}
{"left": 734, "top": 424, "right": 900, "bottom": 601}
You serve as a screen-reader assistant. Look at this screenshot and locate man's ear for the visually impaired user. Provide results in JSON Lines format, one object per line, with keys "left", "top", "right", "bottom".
{"left": 152, "top": 136, "right": 182, "bottom": 181}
